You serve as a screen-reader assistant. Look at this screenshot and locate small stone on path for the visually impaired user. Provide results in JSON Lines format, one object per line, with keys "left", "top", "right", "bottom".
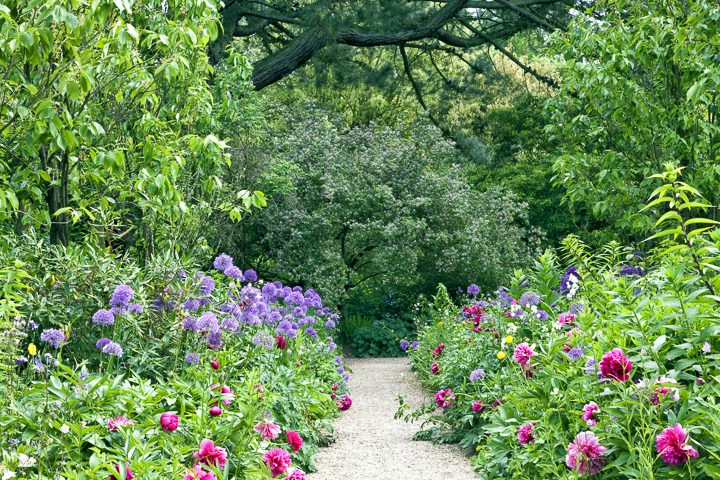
{"left": 309, "top": 357, "right": 478, "bottom": 480}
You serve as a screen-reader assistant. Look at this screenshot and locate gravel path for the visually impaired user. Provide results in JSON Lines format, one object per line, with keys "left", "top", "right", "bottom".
{"left": 308, "top": 357, "right": 478, "bottom": 480}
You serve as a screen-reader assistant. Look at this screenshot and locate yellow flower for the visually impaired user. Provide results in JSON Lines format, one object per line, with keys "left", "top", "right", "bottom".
{"left": 28, "top": 343, "right": 37, "bottom": 356}
{"left": 497, "top": 351, "right": 506, "bottom": 360}
{"left": 504, "top": 335, "right": 514, "bottom": 344}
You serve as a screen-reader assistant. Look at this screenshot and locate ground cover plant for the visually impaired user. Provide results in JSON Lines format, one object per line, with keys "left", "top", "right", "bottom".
{"left": 0, "top": 251, "right": 351, "bottom": 480}
{"left": 401, "top": 168, "right": 720, "bottom": 479}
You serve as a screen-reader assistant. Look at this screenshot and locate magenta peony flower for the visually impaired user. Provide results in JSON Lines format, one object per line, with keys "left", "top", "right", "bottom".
{"left": 513, "top": 342, "right": 537, "bottom": 367}
{"left": 338, "top": 394, "right": 352, "bottom": 411}
{"left": 276, "top": 335, "right": 287, "bottom": 350}
{"left": 210, "top": 359, "right": 220, "bottom": 370}
{"left": 582, "top": 402, "right": 600, "bottom": 427}
{"left": 286, "top": 430, "right": 303, "bottom": 452}
{"left": 518, "top": 422, "right": 535, "bottom": 445}
{"left": 107, "top": 416, "right": 133, "bottom": 432}
{"left": 434, "top": 389, "right": 455, "bottom": 409}
{"left": 286, "top": 469, "right": 307, "bottom": 480}
{"left": 183, "top": 464, "right": 217, "bottom": 480}
{"left": 109, "top": 463, "right": 133, "bottom": 480}
{"left": 558, "top": 313, "right": 575, "bottom": 326}
{"left": 472, "top": 400, "right": 485, "bottom": 413}
{"left": 254, "top": 421, "right": 281, "bottom": 440}
{"left": 598, "top": 348, "right": 632, "bottom": 382}
{"left": 263, "top": 448, "right": 291, "bottom": 478}
{"left": 330, "top": 392, "right": 337, "bottom": 399}
{"left": 656, "top": 423, "right": 699, "bottom": 465}
{"left": 193, "top": 439, "right": 227, "bottom": 468}
{"left": 209, "top": 406, "right": 223, "bottom": 417}
{"left": 431, "top": 362, "right": 440, "bottom": 374}
{"left": 432, "top": 343, "right": 445, "bottom": 358}
{"left": 565, "top": 431, "right": 606, "bottom": 475}
{"left": 652, "top": 376, "right": 680, "bottom": 404}
{"left": 160, "top": 412, "right": 179, "bottom": 432}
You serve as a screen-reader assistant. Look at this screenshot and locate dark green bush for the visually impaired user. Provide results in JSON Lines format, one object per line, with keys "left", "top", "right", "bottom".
{"left": 348, "top": 318, "right": 416, "bottom": 358}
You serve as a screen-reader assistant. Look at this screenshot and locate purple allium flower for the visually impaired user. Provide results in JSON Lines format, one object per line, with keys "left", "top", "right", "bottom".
{"left": 92, "top": 309, "right": 115, "bottom": 326}
{"left": 182, "top": 316, "right": 200, "bottom": 331}
{"left": 243, "top": 269, "right": 257, "bottom": 282}
{"left": 213, "top": 253, "right": 233, "bottom": 271}
{"left": 334, "top": 356, "right": 343, "bottom": 365}
{"left": 469, "top": 369, "right": 485, "bottom": 382}
{"left": 328, "top": 342, "right": 337, "bottom": 351}
{"left": 467, "top": 284, "right": 480, "bottom": 295}
{"left": 519, "top": 291, "right": 541, "bottom": 307}
{"left": 102, "top": 341, "right": 123, "bottom": 357}
{"left": 198, "top": 312, "right": 218, "bottom": 331}
{"left": 567, "top": 348, "right": 584, "bottom": 361}
{"left": 40, "top": 328, "right": 66, "bottom": 349}
{"left": 286, "top": 329, "right": 298, "bottom": 339}
{"left": 96, "top": 338, "right": 112, "bottom": 349}
{"left": 569, "top": 302, "right": 585, "bottom": 315}
{"left": 584, "top": 357, "right": 596, "bottom": 375}
{"left": 220, "top": 317, "right": 239, "bottom": 332}
{"left": 27, "top": 321, "right": 39, "bottom": 330}
{"left": 198, "top": 275, "right": 215, "bottom": 296}
{"left": 618, "top": 264, "right": 644, "bottom": 277}
{"left": 110, "top": 285, "right": 134, "bottom": 309}
{"left": 128, "top": 303, "right": 143, "bottom": 314}
{"left": 185, "top": 352, "right": 200, "bottom": 365}
{"left": 411, "top": 340, "right": 420, "bottom": 349}
{"left": 306, "top": 327, "right": 318, "bottom": 339}
{"left": 325, "top": 319, "right": 336, "bottom": 329}
{"left": 399, "top": 339, "right": 410, "bottom": 351}
{"left": 496, "top": 288, "right": 514, "bottom": 307}
{"left": 535, "top": 309, "right": 549, "bottom": 321}
{"left": 183, "top": 299, "right": 200, "bottom": 312}
{"left": 224, "top": 266, "right": 244, "bottom": 280}
{"left": 207, "top": 329, "right": 223, "bottom": 350}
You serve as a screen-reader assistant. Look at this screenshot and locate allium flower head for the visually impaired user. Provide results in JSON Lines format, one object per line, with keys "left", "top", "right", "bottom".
{"left": 213, "top": 253, "right": 233, "bottom": 271}
{"left": 110, "top": 285, "right": 134, "bottom": 309}
{"left": 96, "top": 338, "right": 112, "bottom": 349}
{"left": 656, "top": 423, "right": 699, "bottom": 465}
{"left": 565, "top": 431, "right": 606, "bottom": 475}
{"left": 263, "top": 448, "right": 291, "bottom": 478}
{"left": 513, "top": 342, "right": 537, "bottom": 367}
{"left": 254, "top": 421, "right": 281, "bottom": 440}
{"left": 467, "top": 284, "right": 480, "bottom": 295}
{"left": 469, "top": 369, "right": 485, "bottom": 382}
{"left": 518, "top": 422, "right": 535, "bottom": 445}
{"left": 567, "top": 347, "right": 584, "bottom": 361}
{"left": 244, "top": 269, "right": 258, "bottom": 282}
{"left": 411, "top": 340, "right": 419, "bottom": 349}
{"left": 224, "top": 266, "right": 243, "bottom": 280}
{"left": 40, "top": 328, "right": 66, "bottom": 349}
{"left": 519, "top": 291, "right": 541, "bottom": 307}
{"left": 93, "top": 308, "right": 115, "bottom": 326}
{"left": 102, "top": 341, "right": 123, "bottom": 357}
{"left": 599, "top": 348, "right": 632, "bottom": 382}
{"left": 399, "top": 339, "right": 410, "bottom": 351}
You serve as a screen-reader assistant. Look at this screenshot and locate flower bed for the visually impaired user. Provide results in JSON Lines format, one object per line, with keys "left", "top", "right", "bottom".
{"left": 1, "top": 254, "right": 351, "bottom": 479}
{"left": 402, "top": 248, "right": 720, "bottom": 479}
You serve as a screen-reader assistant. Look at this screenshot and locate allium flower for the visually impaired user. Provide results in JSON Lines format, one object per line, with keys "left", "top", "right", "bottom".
{"left": 584, "top": 357, "right": 596, "bottom": 375}
{"left": 469, "top": 369, "right": 485, "bottom": 382}
{"left": 431, "top": 362, "right": 440, "bottom": 375}
{"left": 565, "top": 431, "right": 606, "bottom": 475}
{"left": 110, "top": 285, "right": 134, "bottom": 309}
{"left": 513, "top": 343, "right": 537, "bottom": 367}
{"left": 467, "top": 284, "right": 480, "bottom": 295}
{"left": 160, "top": 412, "right": 179, "bottom": 432}
{"left": 39, "top": 328, "right": 66, "bottom": 349}
{"left": 519, "top": 291, "right": 540, "bottom": 307}
{"left": 183, "top": 464, "right": 217, "bottom": 480}
{"left": 184, "top": 299, "right": 201, "bottom": 312}
{"left": 213, "top": 253, "right": 233, "bottom": 271}
{"left": 96, "top": 338, "right": 112, "bottom": 349}
{"left": 599, "top": 348, "right": 632, "bottom": 382}
{"left": 224, "top": 266, "right": 243, "bottom": 280}
{"left": 263, "top": 448, "right": 291, "bottom": 478}
{"left": 286, "top": 431, "right": 303, "bottom": 452}
{"left": 286, "top": 469, "right": 307, "bottom": 480}
{"left": 193, "top": 439, "right": 227, "bottom": 467}
{"left": 244, "top": 269, "right": 258, "bottom": 282}
{"left": 582, "top": 402, "right": 600, "bottom": 427}
{"left": 517, "top": 422, "right": 535, "bottom": 445}
{"left": 472, "top": 400, "right": 485, "bottom": 413}
{"left": 434, "top": 389, "right": 455, "bottom": 409}
{"left": 325, "top": 319, "right": 336, "bottom": 329}
{"left": 102, "top": 341, "right": 123, "bottom": 357}
{"left": 411, "top": 340, "right": 419, "bottom": 349}
{"left": 338, "top": 395, "right": 353, "bottom": 411}
{"left": 198, "top": 275, "right": 215, "bottom": 296}
{"left": 567, "top": 348, "right": 584, "bottom": 361}
{"left": 93, "top": 309, "right": 115, "bottom": 326}
{"left": 618, "top": 264, "right": 644, "bottom": 276}
{"left": 207, "top": 329, "right": 223, "bottom": 350}
{"left": 305, "top": 327, "right": 318, "bottom": 339}
{"left": 108, "top": 416, "right": 133, "bottom": 431}
{"left": 656, "top": 423, "right": 699, "bottom": 465}
{"left": 110, "top": 463, "right": 134, "bottom": 480}
{"left": 127, "top": 303, "right": 143, "bottom": 314}
{"left": 399, "top": 339, "right": 410, "bottom": 351}
{"left": 535, "top": 309, "right": 549, "bottom": 321}
{"left": 254, "top": 421, "right": 281, "bottom": 440}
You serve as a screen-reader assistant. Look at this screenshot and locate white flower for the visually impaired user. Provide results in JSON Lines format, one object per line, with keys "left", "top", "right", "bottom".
{"left": 702, "top": 341, "right": 711, "bottom": 354}
{"left": 17, "top": 454, "right": 36, "bottom": 468}
{"left": 60, "top": 424, "right": 70, "bottom": 434}
{"left": 0, "top": 464, "right": 17, "bottom": 479}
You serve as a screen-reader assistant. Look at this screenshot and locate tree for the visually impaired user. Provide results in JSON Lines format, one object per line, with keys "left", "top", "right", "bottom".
{"left": 242, "top": 108, "right": 538, "bottom": 308}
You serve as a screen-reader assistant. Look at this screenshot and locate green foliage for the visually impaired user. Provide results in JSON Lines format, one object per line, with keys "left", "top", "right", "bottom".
{"left": 348, "top": 318, "right": 417, "bottom": 358}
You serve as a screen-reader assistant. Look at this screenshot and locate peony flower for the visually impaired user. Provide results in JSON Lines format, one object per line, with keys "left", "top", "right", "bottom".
{"left": 472, "top": 400, "right": 485, "bottom": 413}
{"left": 582, "top": 402, "right": 599, "bottom": 427}
{"left": 209, "top": 406, "right": 222, "bottom": 417}
{"left": 513, "top": 342, "right": 537, "bottom": 367}
{"left": 109, "top": 463, "right": 133, "bottom": 480}
{"left": 434, "top": 389, "right": 455, "bottom": 409}
{"left": 254, "top": 421, "right": 281, "bottom": 440}
{"left": 276, "top": 335, "right": 287, "bottom": 350}
{"left": 108, "top": 416, "right": 133, "bottom": 432}
{"left": 210, "top": 359, "right": 219, "bottom": 370}
{"left": 652, "top": 376, "right": 680, "bottom": 404}
{"left": 193, "top": 439, "right": 227, "bottom": 468}
{"left": 517, "top": 422, "right": 535, "bottom": 445}
{"left": 656, "top": 423, "right": 699, "bottom": 466}
{"left": 565, "top": 431, "right": 606, "bottom": 475}
{"left": 183, "top": 464, "right": 217, "bottom": 480}
{"left": 210, "top": 384, "right": 233, "bottom": 406}
{"left": 557, "top": 313, "right": 575, "bottom": 326}
{"left": 286, "top": 469, "right": 307, "bottom": 480}
{"left": 159, "top": 412, "right": 179, "bottom": 432}
{"left": 599, "top": 348, "right": 632, "bottom": 382}
{"left": 286, "top": 431, "right": 303, "bottom": 452}
{"left": 431, "top": 362, "right": 440, "bottom": 375}
{"left": 432, "top": 343, "right": 445, "bottom": 358}
{"left": 338, "top": 395, "right": 352, "bottom": 411}
{"left": 263, "top": 448, "right": 291, "bottom": 478}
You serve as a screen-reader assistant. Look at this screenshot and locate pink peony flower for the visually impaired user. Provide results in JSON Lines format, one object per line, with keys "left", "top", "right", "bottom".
{"left": 565, "top": 431, "right": 606, "bottom": 475}
{"left": 599, "top": 348, "right": 632, "bottom": 382}
{"left": 656, "top": 423, "right": 699, "bottom": 465}
{"left": 160, "top": 412, "right": 179, "bottom": 432}
{"left": 472, "top": 400, "right": 485, "bottom": 413}
{"left": 434, "top": 389, "right": 455, "bottom": 409}
{"left": 558, "top": 313, "right": 575, "bottom": 326}
{"left": 210, "top": 359, "right": 220, "bottom": 370}
{"left": 431, "top": 362, "right": 440, "bottom": 375}
{"left": 332, "top": 383, "right": 338, "bottom": 391}
{"left": 254, "top": 421, "right": 281, "bottom": 440}
{"left": 286, "top": 431, "right": 303, "bottom": 452}
{"left": 109, "top": 463, "right": 133, "bottom": 480}
{"left": 183, "top": 464, "right": 217, "bottom": 480}
{"left": 209, "top": 406, "right": 223, "bottom": 416}
{"left": 432, "top": 343, "right": 445, "bottom": 358}
{"left": 108, "top": 416, "right": 133, "bottom": 432}
{"left": 263, "top": 448, "right": 291, "bottom": 478}
{"left": 286, "top": 469, "right": 307, "bottom": 480}
{"left": 210, "top": 384, "right": 234, "bottom": 406}
{"left": 582, "top": 402, "right": 600, "bottom": 427}
{"left": 652, "top": 376, "right": 680, "bottom": 404}
{"left": 193, "top": 439, "right": 227, "bottom": 468}
{"left": 338, "top": 394, "right": 352, "bottom": 411}
{"left": 276, "top": 335, "right": 287, "bottom": 350}
{"left": 513, "top": 342, "right": 537, "bottom": 367}
{"left": 517, "top": 422, "right": 535, "bottom": 445}
{"left": 330, "top": 392, "right": 337, "bottom": 399}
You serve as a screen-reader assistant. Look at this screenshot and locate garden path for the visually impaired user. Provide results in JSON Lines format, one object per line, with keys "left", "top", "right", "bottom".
{"left": 308, "top": 357, "right": 478, "bottom": 480}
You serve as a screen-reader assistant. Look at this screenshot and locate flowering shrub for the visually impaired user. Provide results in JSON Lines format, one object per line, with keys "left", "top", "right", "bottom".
{"left": 0, "top": 253, "right": 351, "bottom": 479}
{"left": 402, "top": 237, "right": 720, "bottom": 479}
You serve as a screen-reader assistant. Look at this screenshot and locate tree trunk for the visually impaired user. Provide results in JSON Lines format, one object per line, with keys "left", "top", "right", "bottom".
{"left": 41, "top": 147, "right": 70, "bottom": 246}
